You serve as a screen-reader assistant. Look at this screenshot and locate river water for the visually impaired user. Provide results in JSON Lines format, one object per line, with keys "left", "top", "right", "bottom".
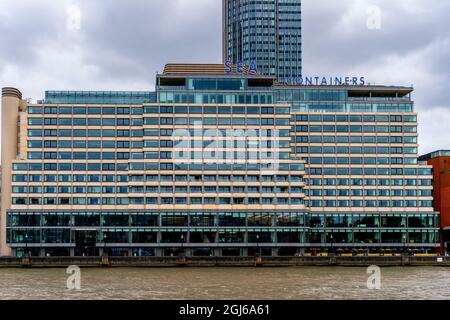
{"left": 0, "top": 267, "right": 449, "bottom": 300}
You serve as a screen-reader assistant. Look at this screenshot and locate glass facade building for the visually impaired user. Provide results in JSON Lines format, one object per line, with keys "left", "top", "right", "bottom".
{"left": 223, "top": 0, "right": 302, "bottom": 83}
{"left": 0, "top": 68, "right": 439, "bottom": 257}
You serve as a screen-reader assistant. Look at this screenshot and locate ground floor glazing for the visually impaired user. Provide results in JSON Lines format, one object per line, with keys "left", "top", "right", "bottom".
{"left": 6, "top": 210, "right": 440, "bottom": 257}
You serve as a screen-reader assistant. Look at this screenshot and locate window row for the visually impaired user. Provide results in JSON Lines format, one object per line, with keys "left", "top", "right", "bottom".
{"left": 307, "top": 189, "right": 433, "bottom": 197}
{"left": 28, "top": 129, "right": 292, "bottom": 138}
{"left": 292, "top": 114, "right": 417, "bottom": 123}
{"left": 28, "top": 140, "right": 140, "bottom": 149}
{"left": 144, "top": 117, "right": 290, "bottom": 126}
{"left": 145, "top": 139, "right": 291, "bottom": 149}
{"left": 12, "top": 162, "right": 304, "bottom": 172}
{"left": 8, "top": 212, "right": 307, "bottom": 227}
{"left": 7, "top": 212, "right": 437, "bottom": 229}
{"left": 30, "top": 139, "right": 291, "bottom": 150}
{"left": 7, "top": 229, "right": 438, "bottom": 245}
{"left": 28, "top": 129, "right": 143, "bottom": 138}
{"left": 290, "top": 103, "right": 413, "bottom": 113}
{"left": 309, "top": 214, "right": 437, "bottom": 228}
{"left": 12, "top": 173, "right": 303, "bottom": 183}
{"left": 12, "top": 197, "right": 305, "bottom": 206}
{"left": 306, "top": 167, "right": 431, "bottom": 176}
{"left": 307, "top": 200, "right": 433, "bottom": 208}
{"left": 157, "top": 92, "right": 274, "bottom": 105}
{"left": 28, "top": 106, "right": 143, "bottom": 115}
{"left": 306, "top": 178, "right": 432, "bottom": 187}
{"left": 28, "top": 117, "right": 143, "bottom": 127}
{"left": 297, "top": 146, "right": 418, "bottom": 155}
{"left": 301, "top": 156, "right": 417, "bottom": 165}
{"left": 308, "top": 230, "right": 436, "bottom": 245}
{"left": 28, "top": 116, "right": 292, "bottom": 127}
{"left": 143, "top": 128, "right": 291, "bottom": 137}
{"left": 293, "top": 125, "right": 417, "bottom": 134}
{"left": 292, "top": 135, "right": 417, "bottom": 144}
{"left": 12, "top": 185, "right": 304, "bottom": 195}
{"left": 27, "top": 151, "right": 292, "bottom": 161}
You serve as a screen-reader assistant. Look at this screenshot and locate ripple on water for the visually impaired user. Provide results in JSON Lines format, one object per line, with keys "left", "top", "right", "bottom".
{"left": 0, "top": 267, "right": 450, "bottom": 300}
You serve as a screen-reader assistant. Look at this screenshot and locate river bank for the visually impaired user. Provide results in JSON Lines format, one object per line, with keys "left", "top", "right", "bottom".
{"left": 0, "top": 255, "right": 449, "bottom": 268}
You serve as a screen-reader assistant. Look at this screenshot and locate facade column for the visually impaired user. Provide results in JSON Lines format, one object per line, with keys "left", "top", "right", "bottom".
{"left": 1, "top": 87, "right": 25, "bottom": 256}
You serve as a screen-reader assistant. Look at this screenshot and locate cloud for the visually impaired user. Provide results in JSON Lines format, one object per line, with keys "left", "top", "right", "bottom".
{"left": 419, "top": 108, "right": 450, "bottom": 154}
{"left": 302, "top": 0, "right": 450, "bottom": 153}
{"left": 0, "top": 0, "right": 449, "bottom": 154}
{"left": 0, "top": 0, "right": 222, "bottom": 98}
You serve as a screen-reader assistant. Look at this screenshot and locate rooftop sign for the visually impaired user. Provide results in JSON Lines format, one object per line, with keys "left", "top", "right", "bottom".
{"left": 284, "top": 76, "right": 367, "bottom": 86}
{"left": 225, "top": 59, "right": 258, "bottom": 75}
{"left": 224, "top": 59, "right": 366, "bottom": 86}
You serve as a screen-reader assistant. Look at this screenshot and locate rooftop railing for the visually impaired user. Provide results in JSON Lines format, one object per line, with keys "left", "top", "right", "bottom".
{"left": 44, "top": 91, "right": 156, "bottom": 105}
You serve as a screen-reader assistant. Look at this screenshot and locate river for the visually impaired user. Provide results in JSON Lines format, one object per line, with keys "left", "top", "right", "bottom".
{"left": 0, "top": 267, "right": 449, "bottom": 300}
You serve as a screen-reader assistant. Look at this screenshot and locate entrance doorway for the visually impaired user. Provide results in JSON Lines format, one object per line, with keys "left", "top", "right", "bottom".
{"left": 74, "top": 229, "right": 98, "bottom": 256}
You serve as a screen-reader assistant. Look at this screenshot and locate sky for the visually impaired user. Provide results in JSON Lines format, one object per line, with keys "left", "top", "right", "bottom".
{"left": 0, "top": 0, "right": 449, "bottom": 154}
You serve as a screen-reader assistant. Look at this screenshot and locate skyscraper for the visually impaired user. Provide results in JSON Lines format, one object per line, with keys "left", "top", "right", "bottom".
{"left": 223, "top": 0, "right": 302, "bottom": 83}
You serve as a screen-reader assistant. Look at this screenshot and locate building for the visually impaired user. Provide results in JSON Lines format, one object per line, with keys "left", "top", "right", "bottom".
{"left": 418, "top": 150, "right": 450, "bottom": 253}
{"left": 223, "top": 0, "right": 302, "bottom": 83}
{"left": 0, "top": 64, "right": 440, "bottom": 257}
{"left": 279, "top": 84, "right": 438, "bottom": 253}
{"left": 1, "top": 69, "right": 308, "bottom": 257}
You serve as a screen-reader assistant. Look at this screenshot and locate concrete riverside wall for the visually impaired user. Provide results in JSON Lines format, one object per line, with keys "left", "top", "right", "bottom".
{"left": 1, "top": 256, "right": 450, "bottom": 268}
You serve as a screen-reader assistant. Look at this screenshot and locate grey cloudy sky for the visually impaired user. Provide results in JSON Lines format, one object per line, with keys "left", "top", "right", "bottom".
{"left": 0, "top": 0, "right": 449, "bottom": 154}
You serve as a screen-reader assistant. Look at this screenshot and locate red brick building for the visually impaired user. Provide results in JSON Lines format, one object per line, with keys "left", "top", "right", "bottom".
{"left": 419, "top": 150, "right": 450, "bottom": 253}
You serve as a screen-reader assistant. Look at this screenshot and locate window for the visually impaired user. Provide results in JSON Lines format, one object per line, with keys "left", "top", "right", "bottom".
{"left": 102, "top": 107, "right": 116, "bottom": 115}
{"left": 44, "top": 107, "right": 57, "bottom": 114}
{"left": 160, "top": 106, "right": 173, "bottom": 113}
{"left": 117, "top": 118, "right": 130, "bottom": 126}
{"left": 88, "top": 107, "right": 101, "bottom": 115}
{"left": 28, "top": 107, "right": 43, "bottom": 114}
{"left": 117, "top": 107, "right": 130, "bottom": 115}
{"left": 28, "top": 118, "right": 43, "bottom": 126}
{"left": 160, "top": 129, "right": 173, "bottom": 136}
{"left": 103, "top": 118, "right": 115, "bottom": 126}
{"left": 117, "top": 130, "right": 130, "bottom": 137}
